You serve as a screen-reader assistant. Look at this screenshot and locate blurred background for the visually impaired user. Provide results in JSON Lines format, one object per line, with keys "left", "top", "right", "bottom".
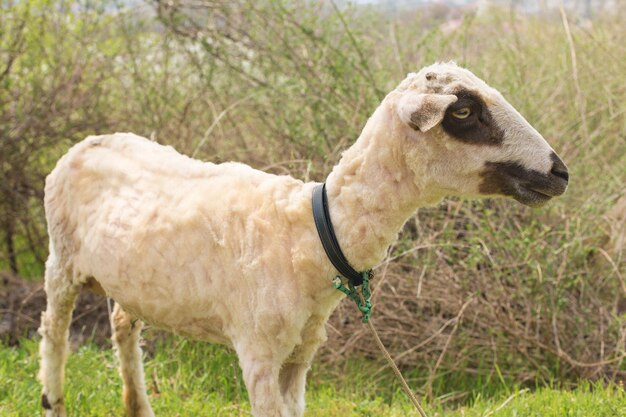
{"left": 0, "top": 0, "right": 624, "bottom": 414}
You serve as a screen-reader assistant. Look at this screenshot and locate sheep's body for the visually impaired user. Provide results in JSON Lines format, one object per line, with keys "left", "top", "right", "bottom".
{"left": 39, "top": 63, "right": 568, "bottom": 417}
{"left": 46, "top": 134, "right": 333, "bottom": 344}
{"left": 42, "top": 134, "right": 339, "bottom": 417}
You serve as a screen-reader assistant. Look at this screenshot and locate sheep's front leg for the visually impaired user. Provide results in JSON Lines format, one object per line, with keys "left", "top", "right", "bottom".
{"left": 237, "top": 347, "right": 291, "bottom": 417}
{"left": 279, "top": 362, "right": 310, "bottom": 417}
{"left": 279, "top": 320, "right": 326, "bottom": 417}
{"left": 111, "top": 303, "right": 154, "bottom": 417}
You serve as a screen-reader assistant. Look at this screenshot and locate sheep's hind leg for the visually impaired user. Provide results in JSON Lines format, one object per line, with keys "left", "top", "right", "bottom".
{"left": 111, "top": 302, "right": 154, "bottom": 417}
{"left": 38, "top": 259, "right": 79, "bottom": 417}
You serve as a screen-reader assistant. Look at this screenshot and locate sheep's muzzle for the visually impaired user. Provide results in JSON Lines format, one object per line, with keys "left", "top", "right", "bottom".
{"left": 479, "top": 152, "right": 569, "bottom": 207}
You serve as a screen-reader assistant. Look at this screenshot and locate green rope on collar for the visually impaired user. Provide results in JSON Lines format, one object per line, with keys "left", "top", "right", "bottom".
{"left": 332, "top": 271, "right": 373, "bottom": 323}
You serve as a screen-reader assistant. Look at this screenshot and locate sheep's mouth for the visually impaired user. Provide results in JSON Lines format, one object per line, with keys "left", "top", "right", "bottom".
{"left": 511, "top": 186, "right": 553, "bottom": 207}
{"left": 479, "top": 161, "right": 568, "bottom": 207}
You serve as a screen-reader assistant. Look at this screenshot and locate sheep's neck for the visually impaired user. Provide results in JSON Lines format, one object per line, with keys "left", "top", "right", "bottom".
{"left": 325, "top": 102, "right": 439, "bottom": 272}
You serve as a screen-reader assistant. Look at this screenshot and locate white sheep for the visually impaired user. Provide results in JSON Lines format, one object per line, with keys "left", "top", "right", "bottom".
{"left": 38, "top": 62, "right": 568, "bottom": 417}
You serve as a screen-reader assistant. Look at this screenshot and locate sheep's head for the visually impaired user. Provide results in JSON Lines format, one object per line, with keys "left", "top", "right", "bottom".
{"left": 392, "top": 62, "right": 568, "bottom": 207}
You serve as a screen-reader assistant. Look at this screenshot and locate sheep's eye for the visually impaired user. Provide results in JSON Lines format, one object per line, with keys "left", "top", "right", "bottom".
{"left": 451, "top": 107, "right": 472, "bottom": 119}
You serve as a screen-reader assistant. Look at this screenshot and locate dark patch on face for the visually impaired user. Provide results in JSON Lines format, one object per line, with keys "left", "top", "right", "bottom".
{"left": 480, "top": 160, "right": 568, "bottom": 207}
{"left": 441, "top": 90, "right": 505, "bottom": 146}
{"left": 41, "top": 394, "right": 52, "bottom": 410}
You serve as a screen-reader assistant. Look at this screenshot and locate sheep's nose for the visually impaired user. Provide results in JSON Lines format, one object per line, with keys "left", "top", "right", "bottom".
{"left": 550, "top": 152, "right": 569, "bottom": 183}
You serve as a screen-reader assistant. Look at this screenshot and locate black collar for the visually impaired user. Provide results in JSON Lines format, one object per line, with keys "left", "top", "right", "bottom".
{"left": 312, "top": 183, "right": 368, "bottom": 286}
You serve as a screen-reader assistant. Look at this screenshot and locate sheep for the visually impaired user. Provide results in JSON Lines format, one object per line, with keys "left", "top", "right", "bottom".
{"left": 38, "top": 62, "right": 568, "bottom": 417}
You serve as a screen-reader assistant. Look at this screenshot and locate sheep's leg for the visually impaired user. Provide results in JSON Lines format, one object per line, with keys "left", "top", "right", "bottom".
{"left": 111, "top": 303, "right": 154, "bottom": 417}
{"left": 237, "top": 346, "right": 291, "bottom": 417}
{"left": 279, "top": 322, "right": 326, "bottom": 417}
{"left": 279, "top": 362, "right": 310, "bottom": 417}
{"left": 38, "top": 260, "right": 79, "bottom": 417}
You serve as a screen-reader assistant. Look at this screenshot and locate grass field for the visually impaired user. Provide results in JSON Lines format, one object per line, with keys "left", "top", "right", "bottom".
{"left": 2, "top": 337, "right": 624, "bottom": 416}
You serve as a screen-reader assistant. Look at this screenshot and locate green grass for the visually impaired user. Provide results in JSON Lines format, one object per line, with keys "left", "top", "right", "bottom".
{"left": 1, "top": 338, "right": 624, "bottom": 416}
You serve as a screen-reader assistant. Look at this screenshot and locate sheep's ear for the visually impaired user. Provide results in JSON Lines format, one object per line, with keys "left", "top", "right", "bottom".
{"left": 396, "top": 92, "right": 458, "bottom": 132}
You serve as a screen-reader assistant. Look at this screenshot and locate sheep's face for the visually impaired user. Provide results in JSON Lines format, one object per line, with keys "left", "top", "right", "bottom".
{"left": 394, "top": 63, "right": 568, "bottom": 207}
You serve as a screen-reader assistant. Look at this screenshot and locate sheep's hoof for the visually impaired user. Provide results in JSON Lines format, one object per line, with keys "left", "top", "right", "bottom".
{"left": 42, "top": 394, "right": 67, "bottom": 417}
{"left": 43, "top": 408, "right": 67, "bottom": 417}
